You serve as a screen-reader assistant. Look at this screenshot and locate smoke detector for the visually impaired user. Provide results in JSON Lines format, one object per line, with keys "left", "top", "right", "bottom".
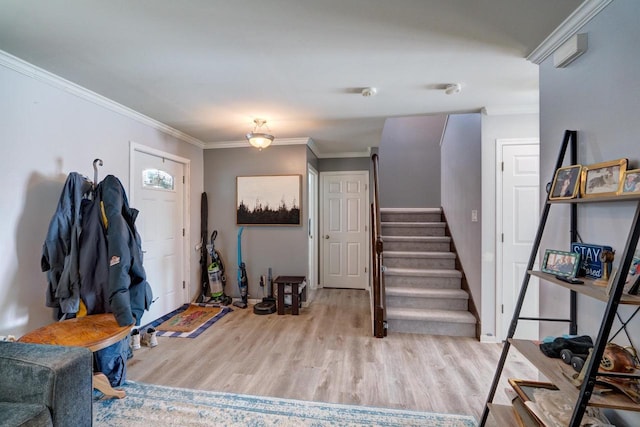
{"left": 444, "top": 83, "right": 462, "bottom": 95}
{"left": 361, "top": 87, "right": 377, "bottom": 97}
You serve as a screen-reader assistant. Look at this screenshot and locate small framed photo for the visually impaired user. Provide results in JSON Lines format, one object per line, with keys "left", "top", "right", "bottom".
{"left": 549, "top": 165, "right": 582, "bottom": 200}
{"left": 621, "top": 169, "right": 640, "bottom": 195}
{"left": 580, "top": 159, "right": 628, "bottom": 198}
{"left": 542, "top": 249, "right": 581, "bottom": 278}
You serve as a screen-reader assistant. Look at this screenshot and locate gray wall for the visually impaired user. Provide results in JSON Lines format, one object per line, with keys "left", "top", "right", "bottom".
{"left": 0, "top": 58, "right": 204, "bottom": 337}
{"left": 318, "top": 156, "right": 370, "bottom": 172}
{"left": 538, "top": 1, "right": 639, "bottom": 423}
{"left": 441, "top": 114, "right": 482, "bottom": 310}
{"left": 203, "top": 145, "right": 309, "bottom": 301}
{"left": 378, "top": 115, "right": 446, "bottom": 208}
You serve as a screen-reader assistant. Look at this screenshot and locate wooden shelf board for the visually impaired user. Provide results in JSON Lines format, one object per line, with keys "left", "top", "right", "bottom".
{"left": 509, "top": 339, "right": 640, "bottom": 412}
{"left": 529, "top": 271, "right": 640, "bottom": 305}
{"left": 548, "top": 194, "right": 640, "bottom": 204}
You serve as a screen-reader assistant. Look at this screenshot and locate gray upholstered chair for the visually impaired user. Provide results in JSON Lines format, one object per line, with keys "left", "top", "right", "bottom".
{"left": 0, "top": 341, "right": 93, "bottom": 427}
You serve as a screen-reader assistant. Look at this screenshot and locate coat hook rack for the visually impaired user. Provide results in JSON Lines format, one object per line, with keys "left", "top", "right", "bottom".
{"left": 93, "top": 158, "right": 103, "bottom": 185}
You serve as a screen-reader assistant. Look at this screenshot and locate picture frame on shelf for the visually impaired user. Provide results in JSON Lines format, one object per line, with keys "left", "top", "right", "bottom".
{"left": 549, "top": 165, "right": 582, "bottom": 200}
{"left": 625, "top": 252, "right": 640, "bottom": 295}
{"left": 542, "top": 249, "right": 581, "bottom": 278}
{"left": 236, "top": 175, "right": 302, "bottom": 226}
{"left": 621, "top": 169, "right": 640, "bottom": 195}
{"left": 580, "top": 158, "right": 628, "bottom": 198}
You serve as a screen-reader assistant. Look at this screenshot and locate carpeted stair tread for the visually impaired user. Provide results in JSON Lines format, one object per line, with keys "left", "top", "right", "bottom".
{"left": 384, "top": 251, "right": 456, "bottom": 258}
{"left": 386, "top": 307, "right": 476, "bottom": 324}
{"left": 386, "top": 287, "right": 469, "bottom": 299}
{"left": 382, "top": 236, "right": 451, "bottom": 242}
{"left": 380, "top": 208, "right": 442, "bottom": 213}
{"left": 382, "top": 222, "right": 445, "bottom": 227}
{"left": 384, "top": 267, "right": 462, "bottom": 278}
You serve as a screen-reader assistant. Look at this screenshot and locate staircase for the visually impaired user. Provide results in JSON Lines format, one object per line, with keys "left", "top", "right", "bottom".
{"left": 381, "top": 208, "right": 477, "bottom": 337}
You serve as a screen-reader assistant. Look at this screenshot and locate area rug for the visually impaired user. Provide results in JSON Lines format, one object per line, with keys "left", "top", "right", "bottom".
{"left": 94, "top": 381, "right": 477, "bottom": 426}
{"left": 140, "top": 303, "right": 231, "bottom": 338}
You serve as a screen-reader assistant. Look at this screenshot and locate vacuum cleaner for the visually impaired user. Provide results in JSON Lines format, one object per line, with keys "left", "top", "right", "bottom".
{"left": 234, "top": 227, "right": 249, "bottom": 308}
{"left": 253, "top": 268, "right": 276, "bottom": 315}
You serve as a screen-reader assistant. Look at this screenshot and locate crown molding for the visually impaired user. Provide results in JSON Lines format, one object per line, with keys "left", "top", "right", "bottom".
{"left": 481, "top": 105, "right": 539, "bottom": 116}
{"left": 204, "top": 137, "right": 311, "bottom": 150}
{"left": 0, "top": 49, "right": 205, "bottom": 149}
{"left": 527, "top": 0, "right": 612, "bottom": 64}
{"left": 315, "top": 150, "right": 372, "bottom": 159}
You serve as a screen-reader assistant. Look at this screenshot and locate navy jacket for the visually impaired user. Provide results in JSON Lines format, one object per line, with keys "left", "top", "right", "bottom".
{"left": 99, "top": 175, "right": 152, "bottom": 326}
{"left": 41, "top": 172, "right": 93, "bottom": 314}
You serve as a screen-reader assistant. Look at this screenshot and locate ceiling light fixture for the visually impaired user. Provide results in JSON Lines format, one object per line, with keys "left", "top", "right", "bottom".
{"left": 246, "top": 118, "right": 274, "bottom": 150}
{"left": 444, "top": 83, "right": 462, "bottom": 95}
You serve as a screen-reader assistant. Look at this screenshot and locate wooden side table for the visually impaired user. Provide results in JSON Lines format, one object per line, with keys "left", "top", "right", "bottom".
{"left": 18, "top": 313, "right": 132, "bottom": 398}
{"left": 273, "top": 276, "right": 306, "bottom": 315}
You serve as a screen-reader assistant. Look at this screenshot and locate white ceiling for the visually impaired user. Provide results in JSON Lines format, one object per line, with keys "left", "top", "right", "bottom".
{"left": 0, "top": 0, "right": 584, "bottom": 156}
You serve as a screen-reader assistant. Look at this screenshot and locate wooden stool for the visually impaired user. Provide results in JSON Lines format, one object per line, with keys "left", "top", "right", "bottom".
{"left": 274, "top": 276, "right": 306, "bottom": 315}
{"left": 19, "top": 313, "right": 132, "bottom": 398}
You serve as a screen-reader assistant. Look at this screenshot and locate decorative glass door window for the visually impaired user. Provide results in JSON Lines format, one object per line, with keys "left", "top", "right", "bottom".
{"left": 142, "top": 168, "right": 175, "bottom": 191}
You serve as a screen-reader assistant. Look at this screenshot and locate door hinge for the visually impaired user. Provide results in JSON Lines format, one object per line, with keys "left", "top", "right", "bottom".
{"left": 501, "top": 233, "right": 504, "bottom": 242}
{"left": 182, "top": 281, "right": 186, "bottom": 289}
{"left": 501, "top": 304, "right": 504, "bottom": 314}
{"left": 501, "top": 161, "right": 504, "bottom": 172}
{"left": 183, "top": 176, "right": 185, "bottom": 184}
{"left": 365, "top": 267, "right": 368, "bottom": 273}
{"left": 182, "top": 228, "right": 185, "bottom": 237}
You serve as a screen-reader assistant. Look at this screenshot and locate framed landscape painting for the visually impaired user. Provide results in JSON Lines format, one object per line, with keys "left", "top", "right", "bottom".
{"left": 236, "top": 175, "right": 302, "bottom": 226}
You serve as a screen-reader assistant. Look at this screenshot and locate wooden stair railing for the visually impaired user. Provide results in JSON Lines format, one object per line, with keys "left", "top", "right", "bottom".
{"left": 371, "top": 153, "right": 386, "bottom": 338}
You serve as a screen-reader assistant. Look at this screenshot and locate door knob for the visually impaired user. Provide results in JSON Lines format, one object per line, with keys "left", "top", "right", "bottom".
{"left": 324, "top": 235, "right": 330, "bottom": 239}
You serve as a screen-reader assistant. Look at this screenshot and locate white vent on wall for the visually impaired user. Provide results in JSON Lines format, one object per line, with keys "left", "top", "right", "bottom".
{"left": 553, "top": 33, "right": 588, "bottom": 68}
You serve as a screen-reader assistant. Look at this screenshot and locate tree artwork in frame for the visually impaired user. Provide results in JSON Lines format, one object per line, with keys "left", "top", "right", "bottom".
{"left": 621, "top": 169, "right": 640, "bottom": 195}
{"left": 549, "top": 165, "right": 582, "bottom": 200}
{"left": 542, "top": 249, "right": 581, "bottom": 278}
{"left": 236, "top": 175, "right": 302, "bottom": 226}
{"left": 580, "top": 158, "right": 628, "bottom": 198}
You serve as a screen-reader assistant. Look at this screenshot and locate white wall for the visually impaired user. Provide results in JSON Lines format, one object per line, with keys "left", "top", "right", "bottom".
{"left": 480, "top": 112, "right": 539, "bottom": 340}
{"left": 0, "top": 54, "right": 203, "bottom": 337}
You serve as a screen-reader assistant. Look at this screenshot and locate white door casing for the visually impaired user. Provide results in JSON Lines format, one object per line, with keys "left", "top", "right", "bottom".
{"left": 308, "top": 165, "right": 319, "bottom": 290}
{"left": 130, "top": 143, "right": 189, "bottom": 326}
{"left": 496, "top": 140, "right": 540, "bottom": 341}
{"left": 320, "top": 171, "right": 369, "bottom": 289}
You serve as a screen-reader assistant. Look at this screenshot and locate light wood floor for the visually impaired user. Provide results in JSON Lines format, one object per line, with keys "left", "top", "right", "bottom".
{"left": 127, "top": 288, "right": 537, "bottom": 420}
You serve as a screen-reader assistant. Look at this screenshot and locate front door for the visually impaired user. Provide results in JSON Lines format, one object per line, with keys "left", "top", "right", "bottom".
{"left": 131, "top": 145, "right": 188, "bottom": 325}
{"left": 320, "top": 171, "right": 369, "bottom": 289}
{"left": 498, "top": 141, "right": 540, "bottom": 340}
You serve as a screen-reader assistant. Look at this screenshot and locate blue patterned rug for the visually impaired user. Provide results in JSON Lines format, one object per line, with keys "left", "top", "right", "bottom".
{"left": 94, "top": 381, "right": 477, "bottom": 426}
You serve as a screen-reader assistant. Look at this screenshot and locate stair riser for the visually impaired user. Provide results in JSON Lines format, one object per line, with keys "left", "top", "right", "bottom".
{"left": 383, "top": 241, "right": 450, "bottom": 252}
{"left": 387, "top": 319, "right": 476, "bottom": 337}
{"left": 381, "top": 213, "right": 442, "bottom": 223}
{"left": 384, "top": 275, "right": 462, "bottom": 289}
{"left": 386, "top": 296, "right": 468, "bottom": 311}
{"left": 382, "top": 225, "right": 445, "bottom": 237}
{"left": 384, "top": 257, "right": 455, "bottom": 269}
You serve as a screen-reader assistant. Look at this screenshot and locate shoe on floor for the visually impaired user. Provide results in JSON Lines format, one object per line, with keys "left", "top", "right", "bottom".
{"left": 141, "top": 327, "right": 158, "bottom": 347}
{"left": 131, "top": 329, "right": 141, "bottom": 350}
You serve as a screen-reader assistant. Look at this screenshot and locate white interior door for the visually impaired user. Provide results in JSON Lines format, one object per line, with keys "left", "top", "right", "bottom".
{"left": 321, "top": 171, "right": 368, "bottom": 289}
{"left": 132, "top": 146, "right": 187, "bottom": 325}
{"left": 497, "top": 141, "right": 540, "bottom": 340}
{"left": 308, "top": 166, "right": 318, "bottom": 290}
